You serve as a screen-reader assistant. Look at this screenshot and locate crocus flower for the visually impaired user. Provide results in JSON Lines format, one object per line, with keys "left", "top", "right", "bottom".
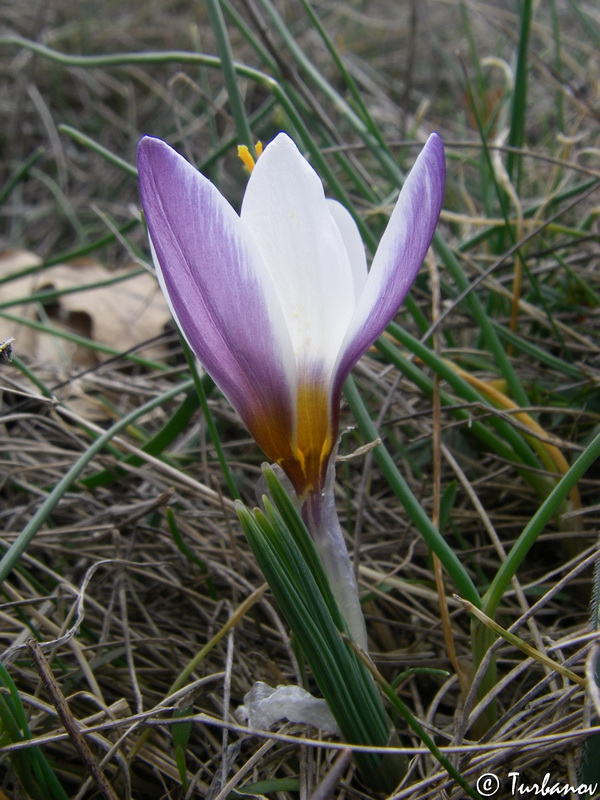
{"left": 138, "top": 132, "right": 445, "bottom": 645}
{"left": 138, "top": 132, "right": 445, "bottom": 497}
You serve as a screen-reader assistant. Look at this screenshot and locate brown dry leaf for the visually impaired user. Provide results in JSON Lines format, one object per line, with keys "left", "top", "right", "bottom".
{"left": 0, "top": 249, "right": 171, "bottom": 367}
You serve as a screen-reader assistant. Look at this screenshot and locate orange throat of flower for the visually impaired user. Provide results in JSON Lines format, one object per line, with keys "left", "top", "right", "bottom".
{"left": 249, "top": 380, "right": 334, "bottom": 499}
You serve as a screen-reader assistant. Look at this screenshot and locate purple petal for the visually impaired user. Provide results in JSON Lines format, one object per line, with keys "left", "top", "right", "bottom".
{"left": 333, "top": 133, "right": 446, "bottom": 390}
{"left": 137, "top": 136, "right": 297, "bottom": 460}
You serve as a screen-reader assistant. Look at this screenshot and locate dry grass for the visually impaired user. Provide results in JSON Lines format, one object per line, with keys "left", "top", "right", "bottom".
{"left": 1, "top": 349, "right": 598, "bottom": 798}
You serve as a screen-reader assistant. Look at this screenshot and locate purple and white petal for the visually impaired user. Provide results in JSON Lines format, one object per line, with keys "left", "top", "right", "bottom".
{"left": 137, "top": 136, "right": 297, "bottom": 452}
{"left": 333, "top": 133, "right": 446, "bottom": 389}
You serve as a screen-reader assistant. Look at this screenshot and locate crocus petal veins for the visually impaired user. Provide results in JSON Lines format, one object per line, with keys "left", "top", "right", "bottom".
{"left": 137, "top": 132, "right": 445, "bottom": 498}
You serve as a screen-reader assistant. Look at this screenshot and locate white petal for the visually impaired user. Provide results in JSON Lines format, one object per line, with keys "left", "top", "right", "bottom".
{"left": 326, "top": 199, "right": 368, "bottom": 304}
{"left": 240, "top": 133, "right": 356, "bottom": 378}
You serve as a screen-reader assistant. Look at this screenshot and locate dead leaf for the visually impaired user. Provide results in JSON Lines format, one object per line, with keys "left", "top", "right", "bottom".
{"left": 0, "top": 249, "right": 171, "bottom": 368}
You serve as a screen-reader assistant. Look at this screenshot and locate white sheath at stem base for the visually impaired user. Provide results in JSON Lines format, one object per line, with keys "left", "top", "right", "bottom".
{"left": 302, "top": 464, "right": 368, "bottom": 651}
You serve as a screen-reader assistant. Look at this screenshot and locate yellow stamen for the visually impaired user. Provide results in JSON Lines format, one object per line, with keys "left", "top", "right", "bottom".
{"left": 237, "top": 141, "right": 263, "bottom": 173}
